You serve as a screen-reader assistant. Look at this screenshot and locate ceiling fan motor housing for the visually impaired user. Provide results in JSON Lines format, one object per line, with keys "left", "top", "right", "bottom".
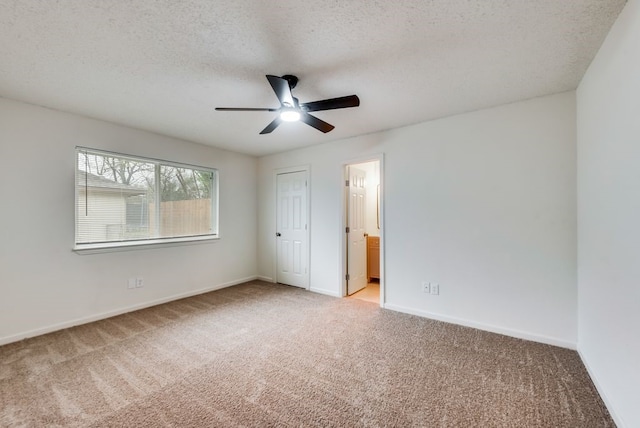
{"left": 281, "top": 74, "right": 298, "bottom": 90}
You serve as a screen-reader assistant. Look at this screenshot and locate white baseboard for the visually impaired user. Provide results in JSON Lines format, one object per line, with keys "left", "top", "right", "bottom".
{"left": 0, "top": 275, "right": 258, "bottom": 347}
{"left": 256, "top": 276, "right": 274, "bottom": 283}
{"left": 577, "top": 348, "right": 625, "bottom": 427}
{"left": 383, "top": 303, "right": 577, "bottom": 350}
{"left": 310, "top": 287, "right": 341, "bottom": 298}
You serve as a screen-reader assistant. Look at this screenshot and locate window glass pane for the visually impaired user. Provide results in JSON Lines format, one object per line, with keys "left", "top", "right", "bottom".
{"left": 159, "top": 166, "right": 213, "bottom": 238}
{"left": 75, "top": 148, "right": 217, "bottom": 248}
{"left": 76, "top": 151, "right": 155, "bottom": 244}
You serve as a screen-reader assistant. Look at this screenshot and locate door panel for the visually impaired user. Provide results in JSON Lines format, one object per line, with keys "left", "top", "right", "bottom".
{"left": 276, "top": 171, "right": 308, "bottom": 288}
{"left": 347, "top": 166, "right": 367, "bottom": 295}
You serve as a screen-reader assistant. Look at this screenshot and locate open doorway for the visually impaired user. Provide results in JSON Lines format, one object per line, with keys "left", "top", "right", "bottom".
{"left": 343, "top": 158, "right": 383, "bottom": 305}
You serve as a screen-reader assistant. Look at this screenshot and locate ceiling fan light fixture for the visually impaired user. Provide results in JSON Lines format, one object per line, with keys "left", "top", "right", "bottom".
{"left": 280, "top": 109, "right": 300, "bottom": 122}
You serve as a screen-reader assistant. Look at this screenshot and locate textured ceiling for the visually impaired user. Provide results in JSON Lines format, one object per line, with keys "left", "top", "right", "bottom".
{"left": 0, "top": 0, "right": 627, "bottom": 156}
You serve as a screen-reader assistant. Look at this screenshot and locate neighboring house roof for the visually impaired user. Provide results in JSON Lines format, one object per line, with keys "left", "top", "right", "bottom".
{"left": 76, "top": 171, "right": 147, "bottom": 195}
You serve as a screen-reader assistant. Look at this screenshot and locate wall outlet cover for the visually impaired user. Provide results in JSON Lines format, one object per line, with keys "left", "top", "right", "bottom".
{"left": 430, "top": 283, "right": 439, "bottom": 295}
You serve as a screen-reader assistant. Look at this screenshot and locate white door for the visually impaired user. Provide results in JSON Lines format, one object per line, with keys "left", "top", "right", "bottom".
{"left": 276, "top": 171, "right": 308, "bottom": 288}
{"left": 347, "top": 166, "right": 367, "bottom": 295}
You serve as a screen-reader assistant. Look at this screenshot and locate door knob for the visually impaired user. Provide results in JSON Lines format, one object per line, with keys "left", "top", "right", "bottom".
{"left": 276, "top": 233, "right": 281, "bottom": 237}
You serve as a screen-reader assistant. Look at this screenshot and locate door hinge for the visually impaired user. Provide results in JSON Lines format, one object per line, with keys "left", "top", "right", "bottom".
{"left": 345, "top": 180, "right": 349, "bottom": 187}
{"left": 345, "top": 274, "right": 350, "bottom": 281}
{"left": 345, "top": 226, "right": 350, "bottom": 233}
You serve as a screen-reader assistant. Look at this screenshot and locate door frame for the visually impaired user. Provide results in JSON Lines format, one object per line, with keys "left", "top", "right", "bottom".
{"left": 341, "top": 154, "right": 385, "bottom": 306}
{"left": 274, "top": 165, "right": 311, "bottom": 290}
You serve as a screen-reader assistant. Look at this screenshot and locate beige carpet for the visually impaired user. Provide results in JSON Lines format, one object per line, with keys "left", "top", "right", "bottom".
{"left": 0, "top": 281, "right": 613, "bottom": 427}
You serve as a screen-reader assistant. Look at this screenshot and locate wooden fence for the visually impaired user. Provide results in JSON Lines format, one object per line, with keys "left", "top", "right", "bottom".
{"left": 149, "top": 199, "right": 212, "bottom": 237}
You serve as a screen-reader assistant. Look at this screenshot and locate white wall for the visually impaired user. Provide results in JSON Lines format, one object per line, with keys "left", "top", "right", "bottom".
{"left": 576, "top": 0, "right": 640, "bottom": 426}
{"left": 259, "top": 91, "right": 577, "bottom": 347}
{"left": 0, "top": 97, "right": 258, "bottom": 344}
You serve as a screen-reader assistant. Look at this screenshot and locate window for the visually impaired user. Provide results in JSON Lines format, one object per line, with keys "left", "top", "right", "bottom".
{"left": 75, "top": 147, "right": 218, "bottom": 250}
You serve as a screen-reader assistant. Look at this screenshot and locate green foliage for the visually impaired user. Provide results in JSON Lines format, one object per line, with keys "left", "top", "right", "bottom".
{"left": 160, "top": 167, "right": 212, "bottom": 201}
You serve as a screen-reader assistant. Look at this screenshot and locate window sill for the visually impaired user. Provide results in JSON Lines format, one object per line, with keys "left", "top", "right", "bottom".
{"left": 73, "top": 235, "right": 220, "bottom": 254}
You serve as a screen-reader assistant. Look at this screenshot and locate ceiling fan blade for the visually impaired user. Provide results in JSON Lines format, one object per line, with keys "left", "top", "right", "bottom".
{"left": 259, "top": 117, "right": 282, "bottom": 134}
{"left": 215, "top": 107, "right": 278, "bottom": 111}
{"left": 266, "top": 75, "right": 295, "bottom": 107}
{"left": 301, "top": 95, "right": 360, "bottom": 112}
{"left": 300, "top": 113, "right": 335, "bottom": 133}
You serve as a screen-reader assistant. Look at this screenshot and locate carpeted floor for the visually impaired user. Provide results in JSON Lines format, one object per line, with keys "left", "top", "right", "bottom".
{"left": 0, "top": 280, "right": 613, "bottom": 427}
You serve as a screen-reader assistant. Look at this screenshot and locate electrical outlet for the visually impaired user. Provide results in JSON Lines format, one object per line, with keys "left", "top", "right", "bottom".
{"left": 430, "top": 283, "right": 439, "bottom": 295}
{"left": 127, "top": 278, "right": 136, "bottom": 289}
{"left": 136, "top": 277, "right": 144, "bottom": 288}
{"left": 422, "top": 281, "right": 430, "bottom": 293}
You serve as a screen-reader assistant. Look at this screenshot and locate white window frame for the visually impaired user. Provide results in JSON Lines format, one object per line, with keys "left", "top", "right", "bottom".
{"left": 74, "top": 147, "right": 219, "bottom": 253}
